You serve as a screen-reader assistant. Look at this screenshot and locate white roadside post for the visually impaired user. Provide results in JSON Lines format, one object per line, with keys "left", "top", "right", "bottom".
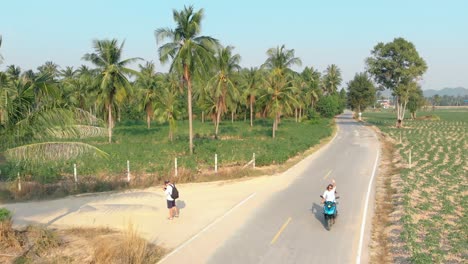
{"left": 73, "top": 163, "right": 77, "bottom": 183}
{"left": 175, "top": 158, "right": 178, "bottom": 177}
{"left": 215, "top": 154, "right": 218, "bottom": 173}
{"left": 253, "top": 153, "right": 256, "bottom": 169}
{"left": 17, "top": 172, "right": 21, "bottom": 191}
{"left": 127, "top": 160, "right": 130, "bottom": 182}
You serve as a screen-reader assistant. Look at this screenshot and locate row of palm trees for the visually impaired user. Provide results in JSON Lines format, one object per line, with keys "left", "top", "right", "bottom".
{"left": 0, "top": 6, "right": 344, "bottom": 163}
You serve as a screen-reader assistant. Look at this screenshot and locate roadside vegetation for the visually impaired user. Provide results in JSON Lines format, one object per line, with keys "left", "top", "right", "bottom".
{"left": 365, "top": 109, "right": 467, "bottom": 263}
{"left": 0, "top": 208, "right": 165, "bottom": 263}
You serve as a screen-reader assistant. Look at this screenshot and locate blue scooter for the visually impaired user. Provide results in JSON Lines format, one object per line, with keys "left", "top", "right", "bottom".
{"left": 320, "top": 195, "right": 339, "bottom": 230}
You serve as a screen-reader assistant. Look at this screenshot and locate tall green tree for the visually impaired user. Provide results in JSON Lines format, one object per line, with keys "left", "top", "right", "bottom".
{"left": 135, "top": 61, "right": 160, "bottom": 129}
{"left": 407, "top": 84, "right": 425, "bottom": 119}
{"left": 347, "top": 72, "right": 376, "bottom": 117}
{"left": 366, "top": 37, "right": 427, "bottom": 127}
{"left": 322, "top": 64, "right": 342, "bottom": 95}
{"left": 261, "top": 45, "right": 301, "bottom": 137}
{"left": 301, "top": 66, "right": 322, "bottom": 109}
{"left": 206, "top": 46, "right": 241, "bottom": 137}
{"left": 37, "top": 61, "right": 60, "bottom": 80}
{"left": 155, "top": 5, "right": 219, "bottom": 154}
{"left": 241, "top": 67, "right": 264, "bottom": 127}
{"left": 83, "top": 39, "right": 141, "bottom": 143}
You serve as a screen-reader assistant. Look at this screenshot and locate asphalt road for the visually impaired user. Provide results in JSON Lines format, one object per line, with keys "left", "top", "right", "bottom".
{"left": 203, "top": 111, "right": 380, "bottom": 264}
{"left": 159, "top": 111, "right": 380, "bottom": 264}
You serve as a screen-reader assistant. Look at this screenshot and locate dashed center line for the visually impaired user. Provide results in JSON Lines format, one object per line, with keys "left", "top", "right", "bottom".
{"left": 270, "top": 217, "right": 292, "bottom": 245}
{"left": 323, "top": 170, "right": 332, "bottom": 180}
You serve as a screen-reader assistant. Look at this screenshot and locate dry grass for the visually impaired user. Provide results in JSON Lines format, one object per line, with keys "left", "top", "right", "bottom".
{"left": 0, "top": 223, "right": 165, "bottom": 264}
{"left": 369, "top": 129, "right": 400, "bottom": 263}
{"left": 93, "top": 222, "right": 164, "bottom": 264}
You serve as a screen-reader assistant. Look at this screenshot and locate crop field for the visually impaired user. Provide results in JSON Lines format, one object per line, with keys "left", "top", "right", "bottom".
{"left": 365, "top": 110, "right": 467, "bottom": 263}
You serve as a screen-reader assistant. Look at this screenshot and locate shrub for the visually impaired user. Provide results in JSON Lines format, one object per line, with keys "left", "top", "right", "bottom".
{"left": 0, "top": 208, "right": 11, "bottom": 222}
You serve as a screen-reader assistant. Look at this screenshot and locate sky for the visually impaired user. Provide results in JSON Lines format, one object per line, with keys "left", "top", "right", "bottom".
{"left": 1, "top": 0, "right": 467, "bottom": 90}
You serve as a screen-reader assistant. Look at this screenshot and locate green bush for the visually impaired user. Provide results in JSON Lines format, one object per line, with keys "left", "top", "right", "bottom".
{"left": 0, "top": 208, "right": 12, "bottom": 221}
{"left": 316, "top": 95, "right": 344, "bottom": 118}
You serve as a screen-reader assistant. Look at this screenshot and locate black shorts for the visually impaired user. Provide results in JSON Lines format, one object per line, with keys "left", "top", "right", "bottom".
{"left": 167, "top": 200, "right": 176, "bottom": 209}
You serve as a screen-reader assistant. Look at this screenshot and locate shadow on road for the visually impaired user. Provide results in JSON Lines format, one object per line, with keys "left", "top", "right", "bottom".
{"left": 311, "top": 202, "right": 327, "bottom": 229}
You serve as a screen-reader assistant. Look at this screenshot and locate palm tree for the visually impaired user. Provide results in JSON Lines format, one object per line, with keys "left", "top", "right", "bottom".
{"left": 154, "top": 75, "right": 182, "bottom": 141}
{"left": 1, "top": 75, "right": 106, "bottom": 164}
{"left": 301, "top": 66, "right": 322, "bottom": 110}
{"left": 241, "top": 67, "right": 264, "bottom": 127}
{"left": 322, "top": 64, "right": 342, "bottom": 95}
{"left": 135, "top": 61, "right": 160, "bottom": 129}
{"left": 6, "top": 65, "right": 21, "bottom": 81}
{"left": 37, "top": 61, "right": 60, "bottom": 80}
{"left": 206, "top": 46, "right": 241, "bottom": 138}
{"left": 155, "top": 5, "right": 219, "bottom": 154}
{"left": 261, "top": 45, "right": 301, "bottom": 137}
{"left": 83, "top": 39, "right": 141, "bottom": 143}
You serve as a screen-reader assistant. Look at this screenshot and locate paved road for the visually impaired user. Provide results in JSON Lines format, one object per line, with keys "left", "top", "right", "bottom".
{"left": 162, "top": 111, "right": 380, "bottom": 264}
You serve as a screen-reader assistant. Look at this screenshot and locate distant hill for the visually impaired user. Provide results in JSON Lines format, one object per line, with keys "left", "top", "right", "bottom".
{"left": 422, "top": 87, "right": 468, "bottom": 97}
{"left": 378, "top": 87, "right": 468, "bottom": 98}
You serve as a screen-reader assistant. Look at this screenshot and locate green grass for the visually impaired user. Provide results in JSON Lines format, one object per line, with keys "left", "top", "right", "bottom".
{"left": 0, "top": 117, "right": 333, "bottom": 185}
{"left": 364, "top": 108, "right": 467, "bottom": 263}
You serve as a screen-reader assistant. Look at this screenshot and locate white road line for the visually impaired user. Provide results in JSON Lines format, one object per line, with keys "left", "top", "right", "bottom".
{"left": 158, "top": 192, "right": 257, "bottom": 264}
{"left": 356, "top": 150, "right": 380, "bottom": 264}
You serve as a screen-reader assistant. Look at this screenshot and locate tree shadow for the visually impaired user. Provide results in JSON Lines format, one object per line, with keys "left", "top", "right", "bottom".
{"left": 311, "top": 202, "right": 327, "bottom": 229}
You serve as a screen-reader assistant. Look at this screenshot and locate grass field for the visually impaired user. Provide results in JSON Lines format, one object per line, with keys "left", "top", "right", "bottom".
{"left": 365, "top": 109, "right": 467, "bottom": 263}
{"left": 0, "top": 118, "right": 333, "bottom": 200}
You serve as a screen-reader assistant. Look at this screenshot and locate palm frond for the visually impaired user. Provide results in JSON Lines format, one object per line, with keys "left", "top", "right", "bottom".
{"left": 5, "top": 142, "right": 108, "bottom": 163}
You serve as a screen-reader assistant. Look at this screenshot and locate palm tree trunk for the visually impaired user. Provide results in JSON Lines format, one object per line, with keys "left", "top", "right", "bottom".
{"left": 295, "top": 108, "right": 298, "bottom": 122}
{"left": 108, "top": 103, "right": 112, "bottom": 143}
{"left": 250, "top": 99, "right": 253, "bottom": 127}
{"left": 184, "top": 65, "right": 194, "bottom": 154}
{"left": 202, "top": 111, "right": 205, "bottom": 123}
{"left": 231, "top": 112, "right": 234, "bottom": 123}
{"left": 215, "top": 110, "right": 221, "bottom": 138}
{"left": 272, "top": 118, "right": 276, "bottom": 138}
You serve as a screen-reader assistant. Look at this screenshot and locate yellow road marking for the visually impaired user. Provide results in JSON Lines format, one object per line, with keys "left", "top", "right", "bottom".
{"left": 323, "top": 170, "right": 332, "bottom": 180}
{"left": 270, "top": 217, "right": 292, "bottom": 245}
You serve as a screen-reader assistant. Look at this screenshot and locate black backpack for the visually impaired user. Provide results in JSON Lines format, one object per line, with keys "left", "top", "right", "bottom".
{"left": 170, "top": 184, "right": 179, "bottom": 199}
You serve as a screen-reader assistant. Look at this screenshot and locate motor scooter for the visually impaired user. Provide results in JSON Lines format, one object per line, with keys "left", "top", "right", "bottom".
{"left": 319, "top": 195, "right": 339, "bottom": 230}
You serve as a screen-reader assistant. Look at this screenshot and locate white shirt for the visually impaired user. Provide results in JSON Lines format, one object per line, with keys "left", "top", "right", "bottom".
{"left": 323, "top": 187, "right": 336, "bottom": 202}
{"left": 165, "top": 184, "right": 174, "bottom": 201}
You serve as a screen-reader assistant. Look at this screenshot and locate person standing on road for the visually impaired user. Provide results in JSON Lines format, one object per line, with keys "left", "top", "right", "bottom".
{"left": 164, "top": 180, "right": 179, "bottom": 220}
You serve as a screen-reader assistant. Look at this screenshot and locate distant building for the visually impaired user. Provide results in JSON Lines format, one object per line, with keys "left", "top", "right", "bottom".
{"left": 377, "top": 99, "right": 393, "bottom": 109}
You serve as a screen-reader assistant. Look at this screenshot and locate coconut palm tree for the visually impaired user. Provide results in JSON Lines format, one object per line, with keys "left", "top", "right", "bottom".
{"left": 241, "top": 67, "right": 264, "bottom": 127}
{"left": 155, "top": 5, "right": 219, "bottom": 154}
{"left": 135, "top": 61, "right": 160, "bottom": 129}
{"left": 0, "top": 75, "right": 106, "bottom": 164}
{"left": 301, "top": 66, "right": 321, "bottom": 110}
{"left": 322, "top": 64, "right": 342, "bottom": 95}
{"left": 37, "top": 61, "right": 60, "bottom": 80}
{"left": 261, "top": 45, "right": 301, "bottom": 137}
{"left": 154, "top": 76, "right": 182, "bottom": 141}
{"left": 83, "top": 39, "right": 141, "bottom": 143}
{"left": 205, "top": 46, "right": 241, "bottom": 138}
{"left": 6, "top": 65, "right": 21, "bottom": 81}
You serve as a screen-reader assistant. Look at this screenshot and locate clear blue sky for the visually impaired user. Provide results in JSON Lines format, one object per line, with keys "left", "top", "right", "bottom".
{"left": 1, "top": 0, "right": 467, "bottom": 90}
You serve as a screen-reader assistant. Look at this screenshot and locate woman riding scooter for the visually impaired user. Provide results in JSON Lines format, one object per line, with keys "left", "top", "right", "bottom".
{"left": 321, "top": 179, "right": 338, "bottom": 228}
